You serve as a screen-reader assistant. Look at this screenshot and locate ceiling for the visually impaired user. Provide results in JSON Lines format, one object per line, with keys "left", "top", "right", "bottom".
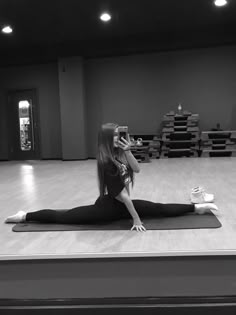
{"left": 0, "top": 0, "right": 236, "bottom": 66}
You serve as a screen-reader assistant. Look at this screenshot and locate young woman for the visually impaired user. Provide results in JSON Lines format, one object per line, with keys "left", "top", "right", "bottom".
{"left": 5, "top": 122, "right": 218, "bottom": 232}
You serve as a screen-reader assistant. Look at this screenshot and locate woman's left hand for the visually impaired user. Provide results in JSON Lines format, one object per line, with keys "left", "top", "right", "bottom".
{"left": 118, "top": 135, "right": 131, "bottom": 151}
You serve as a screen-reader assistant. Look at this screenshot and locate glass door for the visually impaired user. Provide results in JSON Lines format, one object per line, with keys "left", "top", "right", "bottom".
{"left": 18, "top": 99, "right": 34, "bottom": 152}
{"left": 8, "top": 89, "right": 40, "bottom": 160}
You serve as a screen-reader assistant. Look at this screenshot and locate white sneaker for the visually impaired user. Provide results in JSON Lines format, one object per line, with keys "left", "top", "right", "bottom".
{"left": 130, "top": 137, "right": 136, "bottom": 146}
{"left": 136, "top": 138, "right": 143, "bottom": 146}
{"left": 5, "top": 211, "right": 26, "bottom": 223}
{"left": 190, "top": 187, "right": 214, "bottom": 203}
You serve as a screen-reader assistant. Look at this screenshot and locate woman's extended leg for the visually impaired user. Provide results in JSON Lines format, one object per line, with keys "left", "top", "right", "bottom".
{"left": 131, "top": 200, "right": 218, "bottom": 218}
{"left": 103, "top": 199, "right": 196, "bottom": 220}
{"left": 25, "top": 202, "right": 124, "bottom": 224}
{"left": 132, "top": 200, "right": 195, "bottom": 217}
{"left": 5, "top": 196, "right": 125, "bottom": 224}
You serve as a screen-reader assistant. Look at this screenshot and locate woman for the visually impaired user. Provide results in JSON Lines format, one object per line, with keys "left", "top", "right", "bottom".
{"left": 5, "top": 123, "right": 218, "bottom": 232}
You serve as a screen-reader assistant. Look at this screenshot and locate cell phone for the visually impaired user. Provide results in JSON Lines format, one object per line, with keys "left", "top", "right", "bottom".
{"left": 118, "top": 126, "right": 128, "bottom": 141}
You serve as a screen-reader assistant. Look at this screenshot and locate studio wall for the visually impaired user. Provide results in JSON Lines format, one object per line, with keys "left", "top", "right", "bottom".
{"left": 0, "top": 63, "right": 61, "bottom": 159}
{"left": 85, "top": 45, "right": 236, "bottom": 157}
{"left": 0, "top": 44, "right": 236, "bottom": 160}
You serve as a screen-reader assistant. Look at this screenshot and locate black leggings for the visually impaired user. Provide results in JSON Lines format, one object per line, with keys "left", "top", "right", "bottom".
{"left": 25, "top": 195, "right": 195, "bottom": 224}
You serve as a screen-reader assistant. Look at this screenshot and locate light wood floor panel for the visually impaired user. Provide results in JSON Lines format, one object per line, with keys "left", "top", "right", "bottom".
{"left": 0, "top": 157, "right": 235, "bottom": 260}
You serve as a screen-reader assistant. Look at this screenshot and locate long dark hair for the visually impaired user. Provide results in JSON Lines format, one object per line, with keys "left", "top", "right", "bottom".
{"left": 97, "top": 122, "right": 134, "bottom": 197}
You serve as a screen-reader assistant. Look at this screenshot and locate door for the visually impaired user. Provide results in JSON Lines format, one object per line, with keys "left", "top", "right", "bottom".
{"left": 7, "top": 89, "right": 41, "bottom": 160}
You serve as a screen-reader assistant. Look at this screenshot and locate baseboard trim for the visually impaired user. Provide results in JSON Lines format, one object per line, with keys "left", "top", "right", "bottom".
{"left": 1, "top": 295, "right": 236, "bottom": 307}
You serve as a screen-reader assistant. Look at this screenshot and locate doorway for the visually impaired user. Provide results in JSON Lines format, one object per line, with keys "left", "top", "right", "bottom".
{"left": 7, "top": 89, "right": 41, "bottom": 160}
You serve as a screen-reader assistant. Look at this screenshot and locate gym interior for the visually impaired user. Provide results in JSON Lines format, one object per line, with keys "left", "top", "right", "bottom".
{"left": 0, "top": 1, "right": 236, "bottom": 314}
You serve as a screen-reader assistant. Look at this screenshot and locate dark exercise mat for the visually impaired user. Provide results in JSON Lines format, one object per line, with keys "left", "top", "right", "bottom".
{"left": 12, "top": 212, "right": 221, "bottom": 232}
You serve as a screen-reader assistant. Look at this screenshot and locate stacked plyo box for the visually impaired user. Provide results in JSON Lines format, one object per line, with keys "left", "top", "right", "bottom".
{"left": 201, "top": 130, "right": 236, "bottom": 157}
{"left": 129, "top": 134, "right": 161, "bottom": 162}
{"left": 161, "top": 111, "right": 200, "bottom": 158}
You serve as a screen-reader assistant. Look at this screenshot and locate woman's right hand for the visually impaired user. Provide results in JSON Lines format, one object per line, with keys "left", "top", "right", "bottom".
{"left": 131, "top": 217, "right": 146, "bottom": 232}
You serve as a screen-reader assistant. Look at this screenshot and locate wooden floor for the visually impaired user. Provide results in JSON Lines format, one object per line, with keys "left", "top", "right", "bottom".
{"left": 0, "top": 157, "right": 236, "bottom": 261}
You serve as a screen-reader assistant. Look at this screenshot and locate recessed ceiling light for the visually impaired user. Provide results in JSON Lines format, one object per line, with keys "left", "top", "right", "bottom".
{"left": 100, "top": 12, "right": 111, "bottom": 22}
{"left": 214, "top": 0, "right": 228, "bottom": 7}
{"left": 1, "top": 25, "right": 13, "bottom": 34}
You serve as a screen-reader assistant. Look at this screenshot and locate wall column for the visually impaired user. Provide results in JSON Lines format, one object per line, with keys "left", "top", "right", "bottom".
{"left": 58, "top": 56, "right": 87, "bottom": 160}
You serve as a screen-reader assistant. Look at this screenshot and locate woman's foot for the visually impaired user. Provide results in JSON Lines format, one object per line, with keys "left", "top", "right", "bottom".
{"left": 194, "top": 203, "right": 218, "bottom": 215}
{"left": 5, "top": 211, "right": 26, "bottom": 223}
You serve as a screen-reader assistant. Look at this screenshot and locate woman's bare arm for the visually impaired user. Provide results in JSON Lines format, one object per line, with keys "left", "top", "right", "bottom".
{"left": 124, "top": 150, "right": 140, "bottom": 173}
{"left": 115, "top": 188, "right": 140, "bottom": 220}
{"left": 118, "top": 136, "right": 140, "bottom": 173}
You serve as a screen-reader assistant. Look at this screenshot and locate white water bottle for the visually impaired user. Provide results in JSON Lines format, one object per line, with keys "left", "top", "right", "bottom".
{"left": 177, "top": 103, "right": 182, "bottom": 114}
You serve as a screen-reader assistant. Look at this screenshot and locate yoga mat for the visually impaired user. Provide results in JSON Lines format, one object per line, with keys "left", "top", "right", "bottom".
{"left": 12, "top": 212, "right": 221, "bottom": 232}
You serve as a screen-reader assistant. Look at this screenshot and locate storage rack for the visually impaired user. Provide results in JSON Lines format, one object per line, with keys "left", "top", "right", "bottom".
{"left": 200, "top": 130, "right": 236, "bottom": 157}
{"left": 129, "top": 134, "right": 161, "bottom": 163}
{"left": 160, "top": 111, "right": 200, "bottom": 158}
